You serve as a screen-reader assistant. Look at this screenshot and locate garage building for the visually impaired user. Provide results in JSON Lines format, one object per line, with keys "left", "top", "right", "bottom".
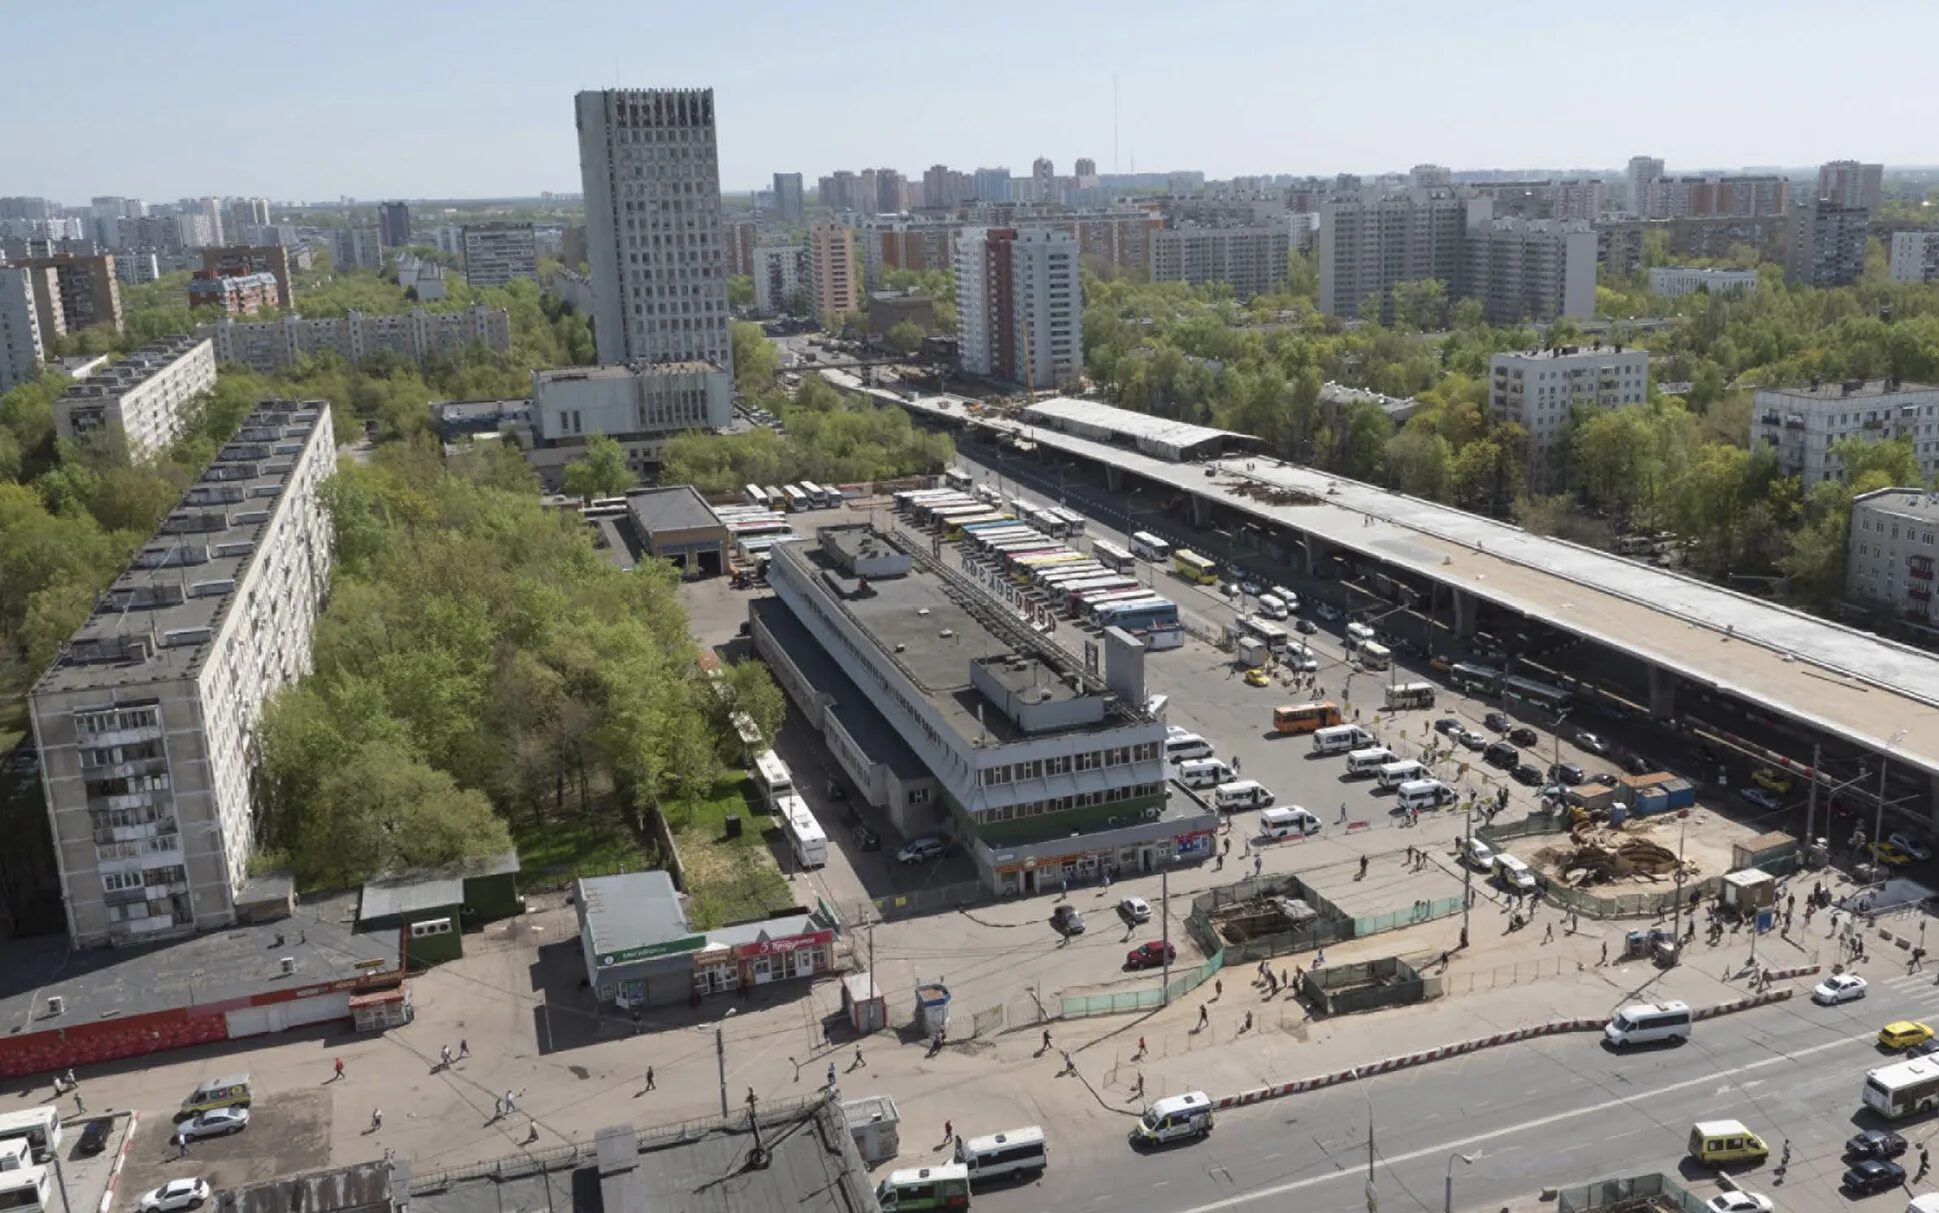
{"left": 626, "top": 487, "right": 728, "bottom": 577}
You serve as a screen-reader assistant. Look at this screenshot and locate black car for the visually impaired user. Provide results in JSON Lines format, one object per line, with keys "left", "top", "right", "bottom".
{"left": 77, "top": 1118, "right": 111, "bottom": 1155}
{"left": 1842, "top": 1158, "right": 1906, "bottom": 1194}
{"left": 1846, "top": 1129, "right": 1908, "bottom": 1160}
{"left": 1548, "top": 763, "right": 1585, "bottom": 785}
{"left": 1295, "top": 619, "right": 1318, "bottom": 635}
{"left": 850, "top": 821, "right": 881, "bottom": 852}
{"left": 1484, "top": 741, "right": 1519, "bottom": 768}
{"left": 1051, "top": 905, "right": 1086, "bottom": 936}
{"left": 1508, "top": 726, "right": 1538, "bottom": 746}
{"left": 1512, "top": 763, "right": 1543, "bottom": 785}
{"left": 1484, "top": 710, "right": 1510, "bottom": 732}
{"left": 1434, "top": 717, "right": 1462, "bottom": 736}
{"left": 1622, "top": 754, "right": 1652, "bottom": 775}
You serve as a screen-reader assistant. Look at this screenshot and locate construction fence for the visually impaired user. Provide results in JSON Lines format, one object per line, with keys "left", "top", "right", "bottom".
{"left": 1479, "top": 812, "right": 1718, "bottom": 921}
{"left": 1059, "top": 949, "right": 1224, "bottom": 1019}
{"left": 1555, "top": 1173, "right": 1708, "bottom": 1213}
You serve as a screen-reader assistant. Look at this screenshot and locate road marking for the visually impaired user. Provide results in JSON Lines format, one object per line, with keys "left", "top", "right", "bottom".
{"left": 1172, "top": 1021, "right": 1892, "bottom": 1213}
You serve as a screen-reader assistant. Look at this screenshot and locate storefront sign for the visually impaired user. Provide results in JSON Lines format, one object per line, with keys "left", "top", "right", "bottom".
{"left": 735, "top": 929, "right": 834, "bottom": 960}
{"left": 598, "top": 934, "right": 708, "bottom": 967}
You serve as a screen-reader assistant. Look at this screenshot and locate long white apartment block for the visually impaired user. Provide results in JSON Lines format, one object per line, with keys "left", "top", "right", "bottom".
{"left": 54, "top": 335, "right": 217, "bottom": 458}
{"left": 1150, "top": 223, "right": 1291, "bottom": 299}
{"left": 197, "top": 306, "right": 511, "bottom": 372}
{"left": 0, "top": 265, "right": 44, "bottom": 395}
{"left": 1753, "top": 379, "right": 1939, "bottom": 491}
{"left": 1648, "top": 266, "right": 1758, "bottom": 298}
{"left": 1490, "top": 345, "right": 1649, "bottom": 492}
{"left": 1889, "top": 231, "right": 1939, "bottom": 285}
{"left": 1848, "top": 487, "right": 1939, "bottom": 628}
{"left": 29, "top": 400, "right": 336, "bottom": 947}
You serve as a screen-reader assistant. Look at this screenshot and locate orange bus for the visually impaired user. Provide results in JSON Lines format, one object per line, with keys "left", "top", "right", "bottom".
{"left": 1273, "top": 701, "right": 1343, "bottom": 735}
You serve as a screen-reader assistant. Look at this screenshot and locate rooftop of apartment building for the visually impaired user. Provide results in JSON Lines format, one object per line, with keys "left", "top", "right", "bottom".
{"left": 1492, "top": 343, "right": 1644, "bottom": 363}
{"left": 32, "top": 400, "right": 329, "bottom": 696}
{"left": 1754, "top": 378, "right": 1939, "bottom": 402}
{"left": 56, "top": 335, "right": 210, "bottom": 401}
{"left": 533, "top": 359, "right": 722, "bottom": 385}
{"left": 1853, "top": 486, "right": 1939, "bottom": 522}
{"left": 773, "top": 531, "right": 1128, "bottom": 748}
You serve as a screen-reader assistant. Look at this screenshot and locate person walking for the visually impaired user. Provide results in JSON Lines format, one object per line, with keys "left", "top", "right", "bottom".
{"left": 175, "top": 1132, "right": 190, "bottom": 1159}
{"left": 1136, "top": 1036, "right": 1146, "bottom": 1059}
{"left": 645, "top": 1066, "right": 656, "bottom": 1091}
{"left": 333, "top": 1057, "right": 345, "bottom": 1082}
{"left": 855, "top": 1044, "right": 867, "bottom": 1069}
{"left": 493, "top": 1096, "right": 504, "bottom": 1120}
{"left": 1214, "top": 979, "right": 1223, "bottom": 999}
{"left": 1600, "top": 940, "right": 1609, "bottom": 965}
{"left": 371, "top": 1108, "right": 383, "bottom": 1133}
{"left": 439, "top": 1044, "right": 452, "bottom": 1069}
{"left": 1197, "top": 1004, "right": 1210, "bottom": 1029}
{"left": 1338, "top": 802, "right": 1348, "bottom": 824}
{"left": 459, "top": 1039, "right": 469, "bottom": 1059}
{"left": 503, "top": 1091, "right": 516, "bottom": 1115}
{"left": 1042, "top": 1028, "right": 1053, "bottom": 1052}
{"left": 1543, "top": 922, "right": 1554, "bottom": 943}
{"left": 943, "top": 1119, "right": 953, "bottom": 1145}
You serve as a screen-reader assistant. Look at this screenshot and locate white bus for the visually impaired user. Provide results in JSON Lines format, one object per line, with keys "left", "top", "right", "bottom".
{"left": 1356, "top": 641, "right": 1392, "bottom": 671}
{"left": 0, "top": 1110, "right": 59, "bottom": 1164}
{"left": 798, "top": 480, "right": 830, "bottom": 508}
{"left": 1235, "top": 615, "right": 1290, "bottom": 654}
{"left": 1384, "top": 681, "right": 1436, "bottom": 709}
{"left": 777, "top": 794, "right": 828, "bottom": 868}
{"left": 1082, "top": 588, "right": 1158, "bottom": 623}
{"left": 782, "top": 485, "right": 809, "bottom": 512}
{"left": 764, "top": 486, "right": 785, "bottom": 511}
{"left": 1130, "top": 531, "right": 1172, "bottom": 561}
{"left": 0, "top": 1166, "right": 50, "bottom": 1213}
{"left": 1091, "top": 539, "right": 1135, "bottom": 575}
{"left": 1864, "top": 1058, "right": 1939, "bottom": 1120}
{"left": 944, "top": 468, "right": 974, "bottom": 493}
{"left": 1049, "top": 507, "right": 1087, "bottom": 539}
{"left": 754, "top": 750, "right": 795, "bottom": 809}
{"left": 744, "top": 484, "right": 770, "bottom": 508}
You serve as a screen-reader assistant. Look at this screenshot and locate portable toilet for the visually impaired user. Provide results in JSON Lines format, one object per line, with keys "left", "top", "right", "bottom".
{"left": 914, "top": 982, "right": 952, "bottom": 1036}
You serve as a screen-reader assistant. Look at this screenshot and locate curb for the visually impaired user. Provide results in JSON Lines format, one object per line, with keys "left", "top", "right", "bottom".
{"left": 100, "top": 1110, "right": 138, "bottom": 1213}
{"left": 1212, "top": 990, "right": 1794, "bottom": 1111}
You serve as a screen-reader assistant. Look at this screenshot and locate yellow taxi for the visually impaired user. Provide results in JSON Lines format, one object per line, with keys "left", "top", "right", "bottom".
{"left": 1243, "top": 667, "right": 1270, "bottom": 688}
{"left": 1751, "top": 767, "right": 1792, "bottom": 794}
{"left": 1872, "top": 840, "right": 1915, "bottom": 868}
{"left": 1879, "top": 1021, "right": 1934, "bottom": 1051}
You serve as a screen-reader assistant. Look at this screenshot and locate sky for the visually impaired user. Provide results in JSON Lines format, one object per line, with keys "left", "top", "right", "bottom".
{"left": 9, "top": 0, "right": 1939, "bottom": 203}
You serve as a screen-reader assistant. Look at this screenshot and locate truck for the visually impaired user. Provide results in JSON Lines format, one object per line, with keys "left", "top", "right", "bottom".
{"left": 1236, "top": 637, "right": 1268, "bottom": 669}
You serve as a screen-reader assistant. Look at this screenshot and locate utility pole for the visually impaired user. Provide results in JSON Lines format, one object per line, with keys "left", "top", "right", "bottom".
{"left": 1803, "top": 742, "right": 1821, "bottom": 854}
{"left": 1669, "top": 814, "right": 1689, "bottom": 964}
{"left": 1459, "top": 805, "right": 1474, "bottom": 949}
{"left": 715, "top": 1026, "right": 729, "bottom": 1118}
{"left": 1160, "top": 864, "right": 1173, "bottom": 1003}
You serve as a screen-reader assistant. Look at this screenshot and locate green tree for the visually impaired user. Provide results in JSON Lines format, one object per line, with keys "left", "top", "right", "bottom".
{"left": 291, "top": 738, "right": 512, "bottom": 887}
{"left": 727, "top": 274, "right": 755, "bottom": 307}
{"left": 885, "top": 321, "right": 924, "bottom": 355}
{"left": 560, "top": 432, "right": 636, "bottom": 499}
{"left": 717, "top": 659, "right": 787, "bottom": 759}
{"left": 731, "top": 320, "right": 779, "bottom": 394}
{"left": 1384, "top": 427, "right": 1453, "bottom": 499}
{"left": 1337, "top": 401, "right": 1390, "bottom": 480}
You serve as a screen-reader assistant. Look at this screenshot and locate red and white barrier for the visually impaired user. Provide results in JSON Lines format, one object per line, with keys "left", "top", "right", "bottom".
{"left": 100, "top": 1111, "right": 138, "bottom": 1213}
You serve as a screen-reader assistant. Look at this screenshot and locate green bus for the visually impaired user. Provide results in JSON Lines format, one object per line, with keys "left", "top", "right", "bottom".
{"left": 876, "top": 1164, "right": 971, "bottom": 1211}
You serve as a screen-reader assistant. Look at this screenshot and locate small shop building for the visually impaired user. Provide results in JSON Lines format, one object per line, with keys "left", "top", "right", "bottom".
{"left": 357, "top": 852, "right": 524, "bottom": 969}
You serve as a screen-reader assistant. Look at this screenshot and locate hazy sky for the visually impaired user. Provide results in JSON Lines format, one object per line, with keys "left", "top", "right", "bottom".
{"left": 10, "top": 0, "right": 1937, "bottom": 202}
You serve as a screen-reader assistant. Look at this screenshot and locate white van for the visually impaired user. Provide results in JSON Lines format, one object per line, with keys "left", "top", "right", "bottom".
{"left": 1165, "top": 733, "right": 1214, "bottom": 763}
{"left": 1312, "top": 724, "right": 1374, "bottom": 755}
{"left": 1396, "top": 779, "right": 1455, "bottom": 812}
{"left": 1345, "top": 747, "right": 1398, "bottom": 776}
{"left": 1345, "top": 621, "right": 1376, "bottom": 647}
{"left": 956, "top": 1125, "right": 1049, "bottom": 1181}
{"left": 1375, "top": 759, "right": 1427, "bottom": 790}
{"left": 1259, "top": 806, "right": 1321, "bottom": 840}
{"left": 1603, "top": 1001, "right": 1692, "bottom": 1048}
{"left": 1132, "top": 1092, "right": 1214, "bottom": 1145}
{"left": 1178, "top": 759, "right": 1236, "bottom": 789}
{"left": 1214, "top": 780, "right": 1274, "bottom": 811}
{"left": 1269, "top": 586, "right": 1300, "bottom": 612}
{"left": 1256, "top": 594, "right": 1290, "bottom": 620}
{"left": 1494, "top": 853, "right": 1538, "bottom": 891}
{"left": 1906, "top": 1195, "right": 1939, "bottom": 1213}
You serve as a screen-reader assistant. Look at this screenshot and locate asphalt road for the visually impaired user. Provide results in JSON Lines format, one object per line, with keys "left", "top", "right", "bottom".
{"left": 971, "top": 967, "right": 1939, "bottom": 1213}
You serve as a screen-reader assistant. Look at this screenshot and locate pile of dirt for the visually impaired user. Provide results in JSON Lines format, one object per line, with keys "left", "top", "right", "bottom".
{"left": 1226, "top": 480, "right": 1322, "bottom": 507}
{"left": 1542, "top": 831, "right": 1693, "bottom": 887}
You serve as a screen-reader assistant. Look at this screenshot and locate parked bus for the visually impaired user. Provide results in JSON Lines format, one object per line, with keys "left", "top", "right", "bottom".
{"left": 875, "top": 1163, "right": 971, "bottom": 1212}
{"left": 764, "top": 486, "right": 785, "bottom": 510}
{"left": 1091, "top": 539, "right": 1135, "bottom": 575}
{"left": 744, "top": 484, "right": 770, "bottom": 508}
{"left": 0, "top": 1110, "right": 59, "bottom": 1164}
{"left": 1384, "top": 682, "right": 1436, "bottom": 709}
{"left": 801, "top": 481, "right": 839, "bottom": 508}
{"left": 997, "top": 546, "right": 1067, "bottom": 574}
{"left": 754, "top": 750, "right": 795, "bottom": 810}
{"left": 1064, "top": 577, "right": 1139, "bottom": 613}
{"left": 1503, "top": 674, "right": 1573, "bottom": 712}
{"left": 1864, "top": 1058, "right": 1939, "bottom": 1120}
{"left": 782, "top": 485, "right": 809, "bottom": 512}
{"left": 1049, "top": 507, "right": 1088, "bottom": 539}
{"left": 1356, "top": 641, "right": 1392, "bottom": 671}
{"left": 1014, "top": 553, "right": 1087, "bottom": 583}
{"left": 944, "top": 469, "right": 974, "bottom": 494}
{"left": 1172, "top": 549, "right": 1218, "bottom": 585}
{"left": 1034, "top": 564, "right": 1107, "bottom": 591}
{"left": 942, "top": 512, "right": 1009, "bottom": 540}
{"left": 1095, "top": 597, "right": 1182, "bottom": 637}
{"left": 1130, "top": 531, "right": 1172, "bottom": 561}
{"left": 777, "top": 794, "right": 827, "bottom": 868}
{"left": 1449, "top": 662, "right": 1504, "bottom": 695}
{"left": 0, "top": 1166, "right": 51, "bottom": 1213}
{"left": 1273, "top": 702, "right": 1344, "bottom": 735}
{"left": 1082, "top": 588, "right": 1159, "bottom": 622}
{"left": 1235, "top": 615, "right": 1290, "bottom": 654}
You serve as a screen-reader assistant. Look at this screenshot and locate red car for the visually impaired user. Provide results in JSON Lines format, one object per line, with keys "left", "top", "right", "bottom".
{"left": 1125, "top": 941, "right": 1177, "bottom": 970}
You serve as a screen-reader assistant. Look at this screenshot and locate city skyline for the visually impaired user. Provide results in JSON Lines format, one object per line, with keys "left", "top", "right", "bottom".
{"left": 9, "top": 0, "right": 1939, "bottom": 200}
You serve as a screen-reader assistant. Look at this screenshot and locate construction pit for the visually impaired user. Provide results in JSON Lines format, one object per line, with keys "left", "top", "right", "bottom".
{"left": 1209, "top": 892, "right": 1327, "bottom": 947}
{"left": 1522, "top": 805, "right": 1766, "bottom": 890}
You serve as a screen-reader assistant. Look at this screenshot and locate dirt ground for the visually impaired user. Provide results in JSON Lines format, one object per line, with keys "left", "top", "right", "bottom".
{"left": 1523, "top": 805, "right": 1765, "bottom": 889}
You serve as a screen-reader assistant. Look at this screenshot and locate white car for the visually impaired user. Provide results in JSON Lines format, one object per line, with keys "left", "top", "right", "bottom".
{"left": 180, "top": 1107, "right": 249, "bottom": 1139}
{"left": 1888, "top": 832, "right": 1934, "bottom": 862}
{"left": 1575, "top": 731, "right": 1610, "bottom": 755}
{"left": 140, "top": 1180, "right": 211, "bottom": 1213}
{"left": 1706, "top": 1193, "right": 1773, "bottom": 1213}
{"left": 1316, "top": 603, "right": 1342, "bottom": 622}
{"left": 1812, "top": 973, "right": 1869, "bottom": 1005}
{"left": 1289, "top": 651, "right": 1319, "bottom": 672}
{"left": 1117, "top": 896, "right": 1152, "bottom": 925}
{"left": 1460, "top": 837, "right": 1495, "bottom": 870}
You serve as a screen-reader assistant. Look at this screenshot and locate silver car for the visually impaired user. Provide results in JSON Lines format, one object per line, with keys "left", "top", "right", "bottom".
{"left": 181, "top": 1107, "right": 250, "bottom": 1139}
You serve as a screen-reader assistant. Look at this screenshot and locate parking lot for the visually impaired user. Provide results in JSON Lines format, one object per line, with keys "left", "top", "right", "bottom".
{"left": 36, "top": 1112, "right": 133, "bottom": 1213}
{"left": 113, "top": 1090, "right": 331, "bottom": 1213}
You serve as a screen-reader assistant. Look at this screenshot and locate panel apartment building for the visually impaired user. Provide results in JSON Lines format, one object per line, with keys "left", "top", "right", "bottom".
{"left": 1150, "top": 222, "right": 1291, "bottom": 299}
{"left": 1752, "top": 379, "right": 1939, "bottom": 491}
{"left": 0, "top": 265, "right": 45, "bottom": 395}
{"left": 17, "top": 252, "right": 123, "bottom": 337}
{"left": 1489, "top": 345, "right": 1650, "bottom": 492}
{"left": 757, "top": 524, "right": 1211, "bottom": 893}
{"left": 54, "top": 335, "right": 218, "bottom": 459}
{"left": 807, "top": 224, "right": 861, "bottom": 328}
{"left": 1848, "top": 487, "right": 1939, "bottom": 630}
{"left": 954, "top": 226, "right": 1081, "bottom": 389}
{"left": 751, "top": 243, "right": 809, "bottom": 317}
{"left": 461, "top": 222, "right": 538, "bottom": 288}
{"left": 1889, "top": 231, "right": 1939, "bottom": 285}
{"left": 197, "top": 305, "right": 512, "bottom": 372}
{"left": 28, "top": 400, "right": 336, "bottom": 947}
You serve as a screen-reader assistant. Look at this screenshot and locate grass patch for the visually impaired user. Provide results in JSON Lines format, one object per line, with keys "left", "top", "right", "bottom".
{"left": 666, "top": 774, "right": 792, "bottom": 929}
{"left": 511, "top": 810, "right": 656, "bottom": 888}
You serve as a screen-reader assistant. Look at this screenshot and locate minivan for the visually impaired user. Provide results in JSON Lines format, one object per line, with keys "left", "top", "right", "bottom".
{"left": 1396, "top": 779, "right": 1455, "bottom": 812}
{"left": 1345, "top": 621, "right": 1376, "bottom": 647}
{"left": 1214, "top": 780, "right": 1274, "bottom": 811}
{"left": 1313, "top": 724, "right": 1375, "bottom": 755}
{"left": 1493, "top": 853, "right": 1538, "bottom": 891}
{"left": 1165, "top": 733, "right": 1214, "bottom": 763}
{"left": 1375, "top": 760, "right": 1427, "bottom": 790}
{"left": 1259, "top": 807, "right": 1321, "bottom": 840}
{"left": 1688, "top": 1119, "right": 1768, "bottom": 1165}
{"left": 1269, "top": 586, "right": 1300, "bottom": 612}
{"left": 956, "top": 1126, "right": 1049, "bottom": 1181}
{"left": 1132, "top": 1092, "right": 1214, "bottom": 1146}
{"left": 1345, "top": 747, "right": 1398, "bottom": 776}
{"left": 1178, "top": 759, "right": 1236, "bottom": 789}
{"left": 1604, "top": 1001, "right": 1692, "bottom": 1048}
{"left": 1256, "top": 595, "right": 1290, "bottom": 620}
{"left": 181, "top": 1075, "right": 252, "bottom": 1116}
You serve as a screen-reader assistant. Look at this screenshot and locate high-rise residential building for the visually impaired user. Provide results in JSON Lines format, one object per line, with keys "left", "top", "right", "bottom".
{"left": 1637, "top": 174, "right": 1788, "bottom": 221}
{"left": 1016, "top": 209, "right": 1162, "bottom": 275}
{"left": 1073, "top": 158, "right": 1098, "bottom": 185}
{"left": 54, "top": 335, "right": 217, "bottom": 458}
{"left": 954, "top": 226, "right": 1081, "bottom": 389}
{"left": 1783, "top": 200, "right": 1868, "bottom": 288}
{"left": 186, "top": 271, "right": 280, "bottom": 316}
{"left": 1817, "top": 161, "right": 1883, "bottom": 213}
{"left": 723, "top": 218, "right": 760, "bottom": 277}
{"left": 874, "top": 169, "right": 908, "bottom": 214}
{"left": 29, "top": 399, "right": 335, "bottom": 948}
{"left": 1317, "top": 190, "right": 1472, "bottom": 319}
{"left": 858, "top": 215, "right": 961, "bottom": 287}
{"left": 973, "top": 168, "right": 1011, "bottom": 204}
{"left": 1847, "top": 487, "right": 1939, "bottom": 627}
{"left": 1032, "top": 157, "right": 1055, "bottom": 204}
{"left": 0, "top": 266, "right": 45, "bottom": 396}
{"left": 807, "top": 223, "right": 861, "bottom": 328}
{"left": 818, "top": 170, "right": 864, "bottom": 213}
{"left": 1463, "top": 217, "right": 1597, "bottom": 325}
{"left": 1625, "top": 156, "right": 1665, "bottom": 212}
{"left": 331, "top": 225, "right": 383, "bottom": 271}
{"left": 198, "top": 306, "right": 511, "bottom": 372}
{"left": 18, "top": 253, "right": 123, "bottom": 337}
{"left": 575, "top": 88, "right": 732, "bottom": 378}
{"left": 378, "top": 201, "right": 412, "bottom": 247}
{"left": 1489, "top": 345, "right": 1650, "bottom": 491}
{"left": 1752, "top": 380, "right": 1939, "bottom": 491}
{"left": 772, "top": 173, "right": 804, "bottom": 223}
{"left": 1150, "top": 223, "right": 1291, "bottom": 299}
{"left": 201, "top": 245, "right": 294, "bottom": 309}
{"left": 1469, "top": 179, "right": 1606, "bottom": 222}
{"left": 433, "top": 224, "right": 465, "bottom": 258}
{"left": 752, "top": 243, "right": 810, "bottom": 316}
{"left": 461, "top": 222, "right": 538, "bottom": 287}
{"left": 921, "top": 165, "right": 973, "bottom": 209}
{"left": 1410, "top": 164, "right": 1453, "bottom": 189}
{"left": 1647, "top": 266, "right": 1758, "bottom": 298}
{"left": 1889, "top": 231, "right": 1939, "bottom": 285}
{"left": 0, "top": 196, "right": 59, "bottom": 221}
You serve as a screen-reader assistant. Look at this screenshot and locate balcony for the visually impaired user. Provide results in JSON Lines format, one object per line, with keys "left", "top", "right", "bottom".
{"left": 1911, "top": 560, "right": 1935, "bottom": 581}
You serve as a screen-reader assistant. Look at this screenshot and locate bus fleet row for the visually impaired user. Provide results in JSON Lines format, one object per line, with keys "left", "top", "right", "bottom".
{"left": 754, "top": 749, "right": 826, "bottom": 868}
{"left": 744, "top": 482, "right": 841, "bottom": 512}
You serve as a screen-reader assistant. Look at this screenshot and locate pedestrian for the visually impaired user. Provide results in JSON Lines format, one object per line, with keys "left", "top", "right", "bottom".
{"left": 1243, "top": 1011, "right": 1253, "bottom": 1033}
{"left": 1254, "top": 854, "right": 1263, "bottom": 876}
{"left": 1215, "top": 979, "right": 1223, "bottom": 999}
{"left": 459, "top": 1039, "right": 469, "bottom": 1059}
{"left": 504, "top": 1091, "right": 516, "bottom": 1114}
{"left": 333, "top": 1057, "right": 344, "bottom": 1081}
{"left": 1920, "top": 1145, "right": 1931, "bottom": 1180}
{"left": 943, "top": 1119, "right": 953, "bottom": 1144}
{"left": 826, "top": 1062, "right": 836, "bottom": 1088}
{"left": 1042, "top": 1028, "right": 1053, "bottom": 1052}
{"left": 1234, "top": 755, "right": 1242, "bottom": 775}
{"left": 855, "top": 1044, "right": 867, "bottom": 1068}
{"left": 1137, "top": 1035, "right": 1147, "bottom": 1058}
{"left": 440, "top": 1044, "right": 452, "bottom": 1068}
{"left": 645, "top": 1066, "right": 656, "bottom": 1090}
{"left": 1339, "top": 802, "right": 1348, "bottom": 824}
{"left": 175, "top": 1132, "right": 189, "bottom": 1159}
{"left": 1060, "top": 1050, "right": 1074, "bottom": 1074}
{"left": 1197, "top": 1004, "right": 1210, "bottom": 1029}
{"left": 1060, "top": 876, "right": 1068, "bottom": 899}
{"left": 1543, "top": 922, "right": 1554, "bottom": 943}
{"left": 371, "top": 1108, "right": 383, "bottom": 1132}
{"left": 1600, "top": 940, "right": 1609, "bottom": 965}
{"left": 493, "top": 1096, "right": 503, "bottom": 1119}
{"left": 73, "top": 1092, "right": 84, "bottom": 1114}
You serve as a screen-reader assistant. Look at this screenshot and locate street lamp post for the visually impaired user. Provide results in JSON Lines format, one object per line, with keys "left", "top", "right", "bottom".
{"left": 1444, "top": 1152, "right": 1475, "bottom": 1213}
{"left": 1459, "top": 803, "right": 1474, "bottom": 949}
{"left": 1159, "top": 859, "right": 1173, "bottom": 1005}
